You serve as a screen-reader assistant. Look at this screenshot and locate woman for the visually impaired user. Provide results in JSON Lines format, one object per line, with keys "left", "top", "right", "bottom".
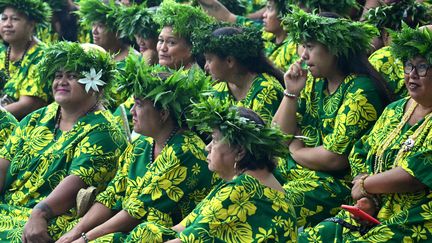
{"left": 0, "top": 0, "right": 51, "bottom": 119}
{"left": 0, "top": 42, "right": 127, "bottom": 242}
{"left": 57, "top": 56, "right": 215, "bottom": 243}
{"left": 299, "top": 25, "right": 432, "bottom": 242}
{"left": 125, "top": 98, "right": 298, "bottom": 242}
{"left": 193, "top": 25, "right": 284, "bottom": 123}
{"left": 272, "top": 8, "right": 392, "bottom": 228}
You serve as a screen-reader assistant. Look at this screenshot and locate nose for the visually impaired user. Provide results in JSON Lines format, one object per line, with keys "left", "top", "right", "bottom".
{"left": 159, "top": 42, "right": 168, "bottom": 52}
{"left": 205, "top": 142, "right": 212, "bottom": 152}
{"left": 130, "top": 103, "right": 137, "bottom": 115}
{"left": 92, "top": 25, "right": 99, "bottom": 35}
{"left": 409, "top": 67, "right": 419, "bottom": 79}
{"left": 301, "top": 48, "right": 309, "bottom": 61}
{"left": 204, "top": 62, "right": 210, "bottom": 73}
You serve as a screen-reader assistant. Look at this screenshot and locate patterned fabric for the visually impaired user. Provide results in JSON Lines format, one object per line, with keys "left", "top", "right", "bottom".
{"left": 369, "top": 46, "right": 408, "bottom": 100}
{"left": 275, "top": 74, "right": 386, "bottom": 228}
{"left": 300, "top": 97, "right": 432, "bottom": 242}
{"left": 241, "top": 0, "right": 266, "bottom": 14}
{"left": 0, "top": 108, "right": 18, "bottom": 147}
{"left": 266, "top": 37, "right": 298, "bottom": 72}
{"left": 126, "top": 173, "right": 297, "bottom": 243}
{"left": 0, "top": 103, "right": 127, "bottom": 242}
{"left": 211, "top": 73, "right": 283, "bottom": 123}
{"left": 0, "top": 43, "right": 51, "bottom": 103}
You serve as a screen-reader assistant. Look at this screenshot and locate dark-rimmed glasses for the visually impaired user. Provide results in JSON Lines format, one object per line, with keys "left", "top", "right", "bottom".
{"left": 404, "top": 62, "right": 431, "bottom": 77}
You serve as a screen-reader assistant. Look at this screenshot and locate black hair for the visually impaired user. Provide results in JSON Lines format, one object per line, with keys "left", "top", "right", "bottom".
{"left": 51, "top": 3, "right": 79, "bottom": 42}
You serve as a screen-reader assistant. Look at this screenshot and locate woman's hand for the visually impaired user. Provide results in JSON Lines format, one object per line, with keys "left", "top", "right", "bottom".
{"left": 351, "top": 197, "right": 378, "bottom": 226}
{"left": 351, "top": 174, "right": 370, "bottom": 201}
{"left": 56, "top": 228, "right": 82, "bottom": 243}
{"left": 22, "top": 215, "right": 54, "bottom": 243}
{"left": 71, "top": 238, "right": 85, "bottom": 243}
{"left": 284, "top": 61, "right": 308, "bottom": 95}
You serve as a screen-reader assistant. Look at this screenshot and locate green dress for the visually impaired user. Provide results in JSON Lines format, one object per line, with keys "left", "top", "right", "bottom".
{"left": 0, "top": 108, "right": 18, "bottom": 147}
{"left": 88, "top": 130, "right": 216, "bottom": 242}
{"left": 369, "top": 46, "right": 408, "bottom": 100}
{"left": 276, "top": 74, "right": 386, "bottom": 228}
{"left": 0, "top": 103, "right": 127, "bottom": 242}
{"left": 299, "top": 97, "right": 432, "bottom": 242}
{"left": 212, "top": 73, "right": 283, "bottom": 123}
{"left": 0, "top": 43, "right": 51, "bottom": 103}
{"left": 126, "top": 173, "right": 297, "bottom": 243}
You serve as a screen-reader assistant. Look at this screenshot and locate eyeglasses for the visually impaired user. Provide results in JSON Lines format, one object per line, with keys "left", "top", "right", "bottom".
{"left": 404, "top": 62, "right": 431, "bottom": 77}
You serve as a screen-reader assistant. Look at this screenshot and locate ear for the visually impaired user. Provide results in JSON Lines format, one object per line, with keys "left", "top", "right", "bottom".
{"left": 235, "top": 146, "right": 246, "bottom": 162}
{"left": 159, "top": 109, "right": 171, "bottom": 123}
{"left": 226, "top": 56, "right": 236, "bottom": 69}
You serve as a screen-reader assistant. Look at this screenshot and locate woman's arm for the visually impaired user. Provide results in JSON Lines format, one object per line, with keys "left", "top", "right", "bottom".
{"left": 5, "top": 96, "right": 46, "bottom": 120}
{"left": 0, "top": 158, "right": 10, "bottom": 193}
{"left": 22, "top": 175, "right": 87, "bottom": 242}
{"left": 196, "top": 0, "right": 237, "bottom": 22}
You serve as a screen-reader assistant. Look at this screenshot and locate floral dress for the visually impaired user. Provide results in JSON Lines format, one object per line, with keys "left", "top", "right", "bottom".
{"left": 0, "top": 103, "right": 127, "bottom": 242}
{"left": 125, "top": 173, "right": 297, "bottom": 243}
{"left": 0, "top": 108, "right": 18, "bottom": 147}
{"left": 82, "top": 131, "right": 216, "bottom": 242}
{"left": 275, "top": 74, "right": 386, "bottom": 228}
{"left": 369, "top": 46, "right": 407, "bottom": 100}
{"left": 212, "top": 73, "right": 283, "bottom": 123}
{"left": 299, "top": 97, "right": 432, "bottom": 242}
{"left": 0, "top": 43, "right": 51, "bottom": 104}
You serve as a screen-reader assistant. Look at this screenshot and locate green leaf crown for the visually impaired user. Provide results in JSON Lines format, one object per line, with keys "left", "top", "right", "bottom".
{"left": 120, "top": 55, "right": 212, "bottom": 127}
{"left": 390, "top": 24, "right": 432, "bottom": 64}
{"left": 0, "top": 0, "right": 51, "bottom": 27}
{"left": 116, "top": 4, "right": 159, "bottom": 40}
{"left": 282, "top": 6, "right": 378, "bottom": 58}
{"left": 38, "top": 41, "right": 118, "bottom": 98}
{"left": 77, "top": 0, "right": 120, "bottom": 33}
{"left": 154, "top": 0, "right": 214, "bottom": 42}
{"left": 192, "top": 24, "right": 263, "bottom": 60}
{"left": 189, "top": 98, "right": 292, "bottom": 161}
{"left": 291, "top": 0, "right": 359, "bottom": 15}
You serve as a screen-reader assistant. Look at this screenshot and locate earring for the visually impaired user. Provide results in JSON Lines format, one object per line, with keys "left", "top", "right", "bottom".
{"left": 233, "top": 161, "right": 237, "bottom": 171}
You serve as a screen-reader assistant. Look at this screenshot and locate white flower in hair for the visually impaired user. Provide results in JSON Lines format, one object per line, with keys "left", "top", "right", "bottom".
{"left": 78, "top": 68, "right": 106, "bottom": 93}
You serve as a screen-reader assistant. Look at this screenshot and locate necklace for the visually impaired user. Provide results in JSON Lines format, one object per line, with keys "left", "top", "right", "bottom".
{"left": 374, "top": 99, "right": 432, "bottom": 173}
{"left": 52, "top": 102, "right": 100, "bottom": 142}
{"left": 4, "top": 40, "right": 32, "bottom": 80}
{"left": 149, "top": 127, "right": 179, "bottom": 163}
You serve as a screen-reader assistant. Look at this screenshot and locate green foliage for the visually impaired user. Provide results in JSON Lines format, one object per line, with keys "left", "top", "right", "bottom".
{"left": 38, "top": 41, "right": 118, "bottom": 100}
{"left": 192, "top": 23, "right": 263, "bottom": 61}
{"left": 154, "top": 0, "right": 214, "bottom": 41}
{"left": 282, "top": 6, "right": 378, "bottom": 58}
{"left": 116, "top": 4, "right": 159, "bottom": 40}
{"left": 291, "top": 0, "right": 359, "bottom": 15}
{"left": 390, "top": 24, "right": 432, "bottom": 65}
{"left": 189, "top": 97, "right": 292, "bottom": 160}
{"left": 119, "top": 55, "right": 212, "bottom": 127}
{"left": 219, "top": 0, "right": 246, "bottom": 15}
{"left": 77, "top": 0, "right": 119, "bottom": 33}
{"left": 364, "top": 0, "right": 431, "bottom": 31}
{"left": 0, "top": 0, "right": 51, "bottom": 27}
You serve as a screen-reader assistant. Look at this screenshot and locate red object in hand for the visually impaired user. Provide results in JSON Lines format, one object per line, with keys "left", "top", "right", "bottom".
{"left": 341, "top": 204, "right": 381, "bottom": 225}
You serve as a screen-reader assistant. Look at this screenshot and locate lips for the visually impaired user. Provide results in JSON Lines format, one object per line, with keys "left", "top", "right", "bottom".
{"left": 407, "top": 82, "right": 420, "bottom": 90}
{"left": 158, "top": 54, "right": 170, "bottom": 60}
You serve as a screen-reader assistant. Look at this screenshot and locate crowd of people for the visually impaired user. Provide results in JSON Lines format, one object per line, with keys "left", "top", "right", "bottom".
{"left": 0, "top": 0, "right": 431, "bottom": 242}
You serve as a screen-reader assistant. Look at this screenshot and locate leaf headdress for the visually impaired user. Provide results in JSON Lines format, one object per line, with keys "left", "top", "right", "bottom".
{"left": 154, "top": 0, "right": 214, "bottom": 42}
{"left": 291, "top": 0, "right": 359, "bottom": 15}
{"left": 282, "top": 7, "right": 378, "bottom": 58}
{"left": 390, "top": 24, "right": 432, "bottom": 65}
{"left": 77, "top": 0, "right": 120, "bottom": 33}
{"left": 116, "top": 4, "right": 159, "bottom": 40}
{"left": 192, "top": 24, "right": 263, "bottom": 61}
{"left": 119, "top": 55, "right": 211, "bottom": 127}
{"left": 0, "top": 0, "right": 51, "bottom": 27}
{"left": 38, "top": 42, "right": 117, "bottom": 98}
{"left": 189, "top": 98, "right": 292, "bottom": 162}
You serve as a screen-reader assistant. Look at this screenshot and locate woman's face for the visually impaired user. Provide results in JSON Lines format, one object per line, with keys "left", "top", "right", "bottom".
{"left": 301, "top": 41, "right": 337, "bottom": 79}
{"left": 404, "top": 57, "right": 432, "bottom": 106}
{"left": 135, "top": 35, "right": 157, "bottom": 53}
{"left": 262, "top": 0, "right": 283, "bottom": 34}
{"left": 130, "top": 98, "right": 164, "bottom": 136}
{"left": 204, "top": 53, "right": 229, "bottom": 81}
{"left": 157, "top": 26, "right": 193, "bottom": 69}
{"left": 92, "top": 22, "right": 117, "bottom": 50}
{"left": 52, "top": 70, "right": 97, "bottom": 107}
{"left": 205, "top": 129, "right": 239, "bottom": 180}
{"left": 0, "top": 7, "right": 34, "bottom": 44}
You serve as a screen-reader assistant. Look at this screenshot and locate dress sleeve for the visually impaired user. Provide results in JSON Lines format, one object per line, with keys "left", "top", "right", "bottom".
{"left": 18, "top": 51, "right": 49, "bottom": 102}
{"left": 250, "top": 74, "right": 283, "bottom": 123}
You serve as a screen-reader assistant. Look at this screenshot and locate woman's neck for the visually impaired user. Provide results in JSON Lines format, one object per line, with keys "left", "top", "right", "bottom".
{"left": 112, "top": 44, "right": 130, "bottom": 62}
{"left": 60, "top": 101, "right": 99, "bottom": 127}
{"left": 326, "top": 71, "right": 345, "bottom": 94}
{"left": 274, "top": 29, "right": 287, "bottom": 45}
{"left": 227, "top": 71, "right": 257, "bottom": 101}
{"left": 153, "top": 121, "right": 177, "bottom": 151}
{"left": 9, "top": 37, "right": 35, "bottom": 62}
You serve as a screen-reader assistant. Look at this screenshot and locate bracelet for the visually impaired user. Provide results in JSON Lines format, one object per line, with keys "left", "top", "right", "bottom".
{"left": 359, "top": 174, "right": 372, "bottom": 198}
{"left": 283, "top": 90, "right": 298, "bottom": 99}
{"left": 81, "top": 232, "right": 89, "bottom": 243}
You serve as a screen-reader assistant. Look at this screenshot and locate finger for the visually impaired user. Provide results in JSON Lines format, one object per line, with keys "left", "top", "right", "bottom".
{"left": 22, "top": 233, "right": 27, "bottom": 243}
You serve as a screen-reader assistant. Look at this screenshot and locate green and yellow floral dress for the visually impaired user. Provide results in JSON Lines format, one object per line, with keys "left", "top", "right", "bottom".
{"left": 0, "top": 103, "right": 127, "bottom": 242}
{"left": 0, "top": 108, "right": 18, "bottom": 147}
{"left": 212, "top": 73, "right": 283, "bottom": 123}
{"left": 86, "top": 130, "right": 216, "bottom": 242}
{"left": 299, "top": 97, "right": 432, "bottom": 242}
{"left": 126, "top": 173, "right": 297, "bottom": 243}
{"left": 276, "top": 74, "right": 386, "bottom": 228}
{"left": 0, "top": 43, "right": 51, "bottom": 104}
{"left": 369, "top": 46, "right": 408, "bottom": 100}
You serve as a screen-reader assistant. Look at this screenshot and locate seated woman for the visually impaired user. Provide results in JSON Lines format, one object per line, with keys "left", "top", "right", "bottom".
{"left": 0, "top": 107, "right": 18, "bottom": 147}
{"left": 192, "top": 25, "right": 284, "bottom": 123}
{"left": 299, "top": 25, "right": 432, "bottom": 242}
{"left": 57, "top": 56, "right": 215, "bottom": 243}
{"left": 272, "top": 8, "right": 392, "bottom": 228}
{"left": 0, "top": 0, "right": 51, "bottom": 119}
{"left": 126, "top": 98, "right": 298, "bottom": 243}
{"left": 0, "top": 42, "right": 127, "bottom": 242}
